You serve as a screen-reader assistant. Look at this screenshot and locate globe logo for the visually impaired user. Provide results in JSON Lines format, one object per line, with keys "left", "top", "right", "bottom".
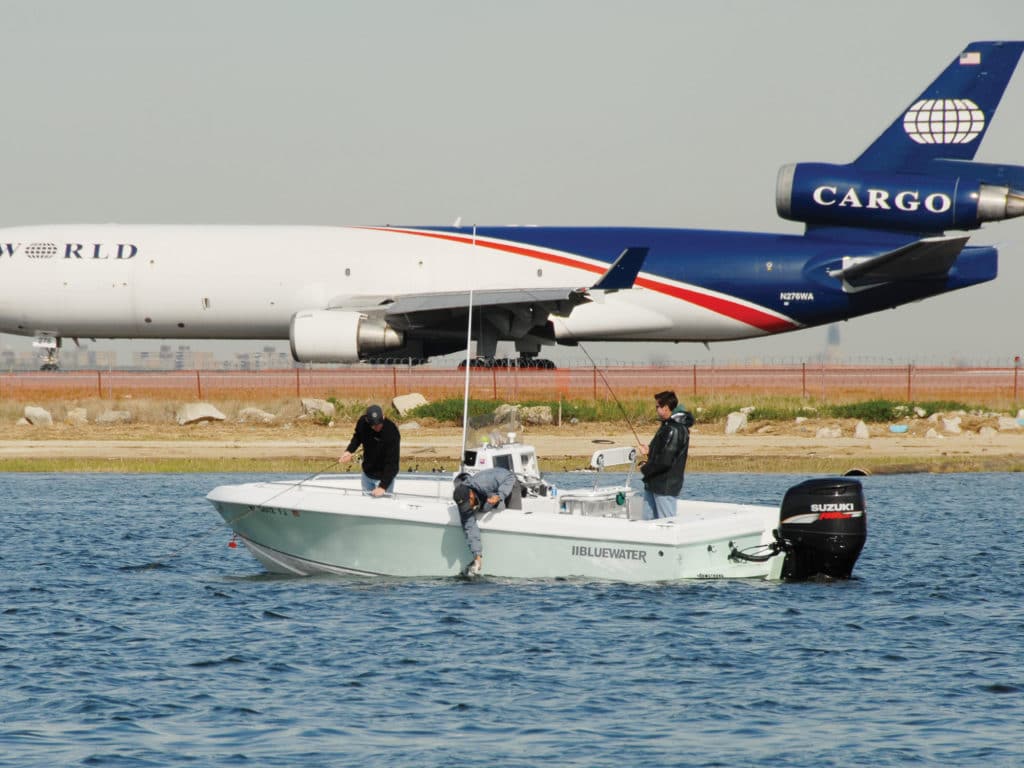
{"left": 902, "top": 98, "right": 985, "bottom": 144}
{"left": 25, "top": 242, "right": 58, "bottom": 259}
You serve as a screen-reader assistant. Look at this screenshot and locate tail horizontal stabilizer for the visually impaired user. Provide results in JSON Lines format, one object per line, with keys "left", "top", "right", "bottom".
{"left": 828, "top": 235, "right": 970, "bottom": 287}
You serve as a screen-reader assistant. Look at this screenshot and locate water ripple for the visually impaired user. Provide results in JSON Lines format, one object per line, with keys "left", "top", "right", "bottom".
{"left": 1, "top": 472, "right": 1023, "bottom": 767}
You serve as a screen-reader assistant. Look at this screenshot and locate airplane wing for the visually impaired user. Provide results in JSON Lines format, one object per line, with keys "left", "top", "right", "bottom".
{"left": 327, "top": 247, "right": 648, "bottom": 325}
{"left": 378, "top": 287, "right": 587, "bottom": 318}
{"left": 828, "top": 235, "right": 970, "bottom": 288}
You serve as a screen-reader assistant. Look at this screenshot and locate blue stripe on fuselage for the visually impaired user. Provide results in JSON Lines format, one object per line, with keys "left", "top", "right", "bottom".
{"left": 394, "top": 226, "right": 996, "bottom": 330}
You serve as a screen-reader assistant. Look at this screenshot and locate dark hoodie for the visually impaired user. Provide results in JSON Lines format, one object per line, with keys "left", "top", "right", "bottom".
{"left": 344, "top": 415, "right": 401, "bottom": 490}
{"left": 640, "top": 406, "right": 693, "bottom": 496}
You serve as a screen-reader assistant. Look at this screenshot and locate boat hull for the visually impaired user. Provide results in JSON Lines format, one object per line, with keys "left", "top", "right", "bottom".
{"left": 207, "top": 474, "right": 785, "bottom": 581}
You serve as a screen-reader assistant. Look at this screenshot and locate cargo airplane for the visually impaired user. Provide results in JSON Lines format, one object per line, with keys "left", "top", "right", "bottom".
{"left": 1, "top": 41, "right": 1023, "bottom": 369}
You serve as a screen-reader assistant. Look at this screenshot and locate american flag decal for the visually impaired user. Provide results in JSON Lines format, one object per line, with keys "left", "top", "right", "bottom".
{"left": 960, "top": 51, "right": 981, "bottom": 65}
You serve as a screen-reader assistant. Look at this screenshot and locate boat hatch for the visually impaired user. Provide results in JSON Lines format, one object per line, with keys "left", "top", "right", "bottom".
{"left": 558, "top": 489, "right": 637, "bottom": 519}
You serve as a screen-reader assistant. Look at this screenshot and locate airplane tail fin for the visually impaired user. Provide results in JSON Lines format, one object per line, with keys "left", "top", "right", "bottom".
{"left": 854, "top": 41, "right": 1024, "bottom": 172}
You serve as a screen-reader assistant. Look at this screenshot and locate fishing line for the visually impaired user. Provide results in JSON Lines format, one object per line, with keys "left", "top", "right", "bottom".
{"left": 132, "top": 457, "right": 342, "bottom": 570}
{"left": 520, "top": 280, "right": 646, "bottom": 447}
{"left": 570, "top": 337, "right": 646, "bottom": 447}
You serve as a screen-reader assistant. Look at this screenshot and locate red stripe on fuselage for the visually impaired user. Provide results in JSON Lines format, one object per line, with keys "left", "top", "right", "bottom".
{"left": 360, "top": 227, "right": 797, "bottom": 333}
{"left": 632, "top": 276, "right": 796, "bottom": 333}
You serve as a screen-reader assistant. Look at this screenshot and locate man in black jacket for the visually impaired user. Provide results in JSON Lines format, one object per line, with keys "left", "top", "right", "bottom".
{"left": 638, "top": 390, "right": 693, "bottom": 519}
{"left": 339, "top": 404, "right": 401, "bottom": 496}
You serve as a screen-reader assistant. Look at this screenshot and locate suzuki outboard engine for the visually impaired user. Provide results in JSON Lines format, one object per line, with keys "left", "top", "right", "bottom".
{"left": 777, "top": 478, "right": 867, "bottom": 580}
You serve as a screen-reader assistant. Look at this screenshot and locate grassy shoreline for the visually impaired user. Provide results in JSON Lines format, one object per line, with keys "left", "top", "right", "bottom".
{"left": 3, "top": 393, "right": 1023, "bottom": 474}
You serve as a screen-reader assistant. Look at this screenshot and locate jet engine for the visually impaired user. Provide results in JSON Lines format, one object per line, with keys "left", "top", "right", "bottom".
{"left": 777, "top": 162, "right": 1024, "bottom": 233}
{"left": 289, "top": 310, "right": 404, "bottom": 363}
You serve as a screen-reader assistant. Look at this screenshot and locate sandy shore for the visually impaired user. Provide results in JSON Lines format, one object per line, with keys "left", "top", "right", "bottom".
{"left": 2, "top": 422, "right": 1023, "bottom": 473}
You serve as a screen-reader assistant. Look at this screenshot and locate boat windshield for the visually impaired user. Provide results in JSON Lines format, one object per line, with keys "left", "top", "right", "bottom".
{"left": 520, "top": 451, "right": 539, "bottom": 478}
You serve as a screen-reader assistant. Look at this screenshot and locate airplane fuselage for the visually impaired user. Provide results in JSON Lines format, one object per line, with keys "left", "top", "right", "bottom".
{"left": 1, "top": 42, "right": 1020, "bottom": 364}
{"left": 0, "top": 223, "right": 996, "bottom": 349}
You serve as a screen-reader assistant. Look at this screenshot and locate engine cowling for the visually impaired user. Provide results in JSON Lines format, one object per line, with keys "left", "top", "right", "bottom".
{"left": 289, "top": 310, "right": 404, "bottom": 363}
{"left": 777, "top": 477, "right": 867, "bottom": 580}
{"left": 777, "top": 162, "right": 1024, "bottom": 232}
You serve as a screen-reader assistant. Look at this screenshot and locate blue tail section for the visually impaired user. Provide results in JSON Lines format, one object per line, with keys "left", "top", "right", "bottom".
{"left": 854, "top": 41, "right": 1024, "bottom": 172}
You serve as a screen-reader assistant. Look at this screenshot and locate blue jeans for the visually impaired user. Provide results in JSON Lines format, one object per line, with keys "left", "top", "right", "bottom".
{"left": 642, "top": 490, "right": 677, "bottom": 520}
{"left": 361, "top": 473, "right": 394, "bottom": 495}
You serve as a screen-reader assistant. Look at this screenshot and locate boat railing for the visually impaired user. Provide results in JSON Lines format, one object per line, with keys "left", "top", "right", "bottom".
{"left": 587, "top": 446, "right": 639, "bottom": 494}
{"left": 283, "top": 472, "right": 459, "bottom": 503}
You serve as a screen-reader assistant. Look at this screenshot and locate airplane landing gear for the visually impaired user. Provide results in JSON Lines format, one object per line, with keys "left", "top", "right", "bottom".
{"left": 33, "top": 334, "right": 61, "bottom": 371}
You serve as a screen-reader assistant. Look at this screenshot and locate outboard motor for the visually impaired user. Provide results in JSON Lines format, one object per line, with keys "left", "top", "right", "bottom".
{"left": 777, "top": 478, "right": 867, "bottom": 580}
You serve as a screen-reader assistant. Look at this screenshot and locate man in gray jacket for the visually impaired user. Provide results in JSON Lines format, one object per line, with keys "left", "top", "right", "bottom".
{"left": 452, "top": 467, "right": 520, "bottom": 576}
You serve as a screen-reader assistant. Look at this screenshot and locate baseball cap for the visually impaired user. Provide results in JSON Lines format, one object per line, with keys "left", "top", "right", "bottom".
{"left": 453, "top": 484, "right": 476, "bottom": 514}
{"left": 365, "top": 405, "right": 384, "bottom": 426}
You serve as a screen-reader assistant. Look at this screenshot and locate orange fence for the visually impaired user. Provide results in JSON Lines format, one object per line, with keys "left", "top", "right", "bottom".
{"left": 1, "top": 364, "right": 1022, "bottom": 406}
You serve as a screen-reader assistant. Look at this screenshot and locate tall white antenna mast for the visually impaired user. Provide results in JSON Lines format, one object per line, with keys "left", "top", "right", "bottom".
{"left": 459, "top": 225, "right": 476, "bottom": 469}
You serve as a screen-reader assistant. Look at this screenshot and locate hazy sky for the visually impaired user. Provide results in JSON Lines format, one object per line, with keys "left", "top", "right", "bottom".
{"left": 2, "top": 0, "right": 1023, "bottom": 366}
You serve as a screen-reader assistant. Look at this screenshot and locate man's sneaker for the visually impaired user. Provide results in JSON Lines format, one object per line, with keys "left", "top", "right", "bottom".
{"left": 464, "top": 557, "right": 482, "bottom": 577}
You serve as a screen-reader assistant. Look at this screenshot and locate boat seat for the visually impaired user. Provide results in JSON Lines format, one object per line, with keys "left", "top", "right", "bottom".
{"left": 506, "top": 483, "right": 523, "bottom": 510}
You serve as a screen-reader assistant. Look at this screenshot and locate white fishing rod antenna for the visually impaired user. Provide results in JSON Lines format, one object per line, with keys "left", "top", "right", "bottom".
{"left": 459, "top": 226, "right": 476, "bottom": 470}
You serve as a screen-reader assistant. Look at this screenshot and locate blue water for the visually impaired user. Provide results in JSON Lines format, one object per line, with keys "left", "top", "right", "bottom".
{"left": 2, "top": 472, "right": 1022, "bottom": 767}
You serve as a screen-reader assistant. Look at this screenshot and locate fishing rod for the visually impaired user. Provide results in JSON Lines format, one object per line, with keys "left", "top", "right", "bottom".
{"left": 133, "top": 457, "right": 342, "bottom": 570}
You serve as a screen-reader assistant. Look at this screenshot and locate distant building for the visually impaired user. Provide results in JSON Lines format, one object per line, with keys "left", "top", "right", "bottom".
{"left": 825, "top": 324, "right": 841, "bottom": 361}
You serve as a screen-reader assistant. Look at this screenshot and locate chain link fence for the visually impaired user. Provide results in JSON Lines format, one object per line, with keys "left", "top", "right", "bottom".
{"left": 2, "top": 364, "right": 1022, "bottom": 407}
